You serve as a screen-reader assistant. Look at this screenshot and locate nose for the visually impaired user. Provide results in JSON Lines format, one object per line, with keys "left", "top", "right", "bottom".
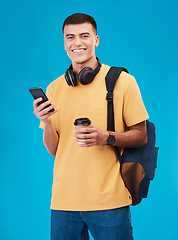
{"left": 74, "top": 36, "right": 82, "bottom": 46}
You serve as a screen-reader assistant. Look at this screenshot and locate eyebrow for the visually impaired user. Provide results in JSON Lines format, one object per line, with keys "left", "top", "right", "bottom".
{"left": 80, "top": 32, "right": 90, "bottom": 36}
{"left": 65, "top": 32, "right": 90, "bottom": 37}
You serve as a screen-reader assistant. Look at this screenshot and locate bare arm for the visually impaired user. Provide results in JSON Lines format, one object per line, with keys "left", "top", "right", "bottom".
{"left": 33, "top": 98, "right": 59, "bottom": 157}
{"left": 75, "top": 121, "right": 147, "bottom": 148}
{"left": 114, "top": 121, "right": 147, "bottom": 147}
{"left": 43, "top": 120, "right": 59, "bottom": 157}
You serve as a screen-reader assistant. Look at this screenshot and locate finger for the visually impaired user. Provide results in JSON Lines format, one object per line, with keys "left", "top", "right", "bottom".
{"left": 79, "top": 142, "right": 95, "bottom": 147}
{"left": 37, "top": 105, "right": 56, "bottom": 119}
{"left": 75, "top": 134, "right": 90, "bottom": 140}
{"left": 35, "top": 102, "right": 57, "bottom": 117}
{"left": 40, "top": 109, "right": 58, "bottom": 121}
{"left": 33, "top": 97, "right": 42, "bottom": 108}
{"left": 37, "top": 100, "right": 52, "bottom": 112}
{"left": 75, "top": 132, "right": 97, "bottom": 140}
{"left": 33, "top": 99, "right": 51, "bottom": 111}
{"left": 76, "top": 127, "right": 96, "bottom": 134}
{"left": 40, "top": 103, "right": 55, "bottom": 114}
{"left": 75, "top": 137, "right": 95, "bottom": 144}
{"left": 34, "top": 102, "right": 53, "bottom": 116}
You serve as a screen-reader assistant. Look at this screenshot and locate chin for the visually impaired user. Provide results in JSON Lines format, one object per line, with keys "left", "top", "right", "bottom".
{"left": 73, "top": 55, "right": 94, "bottom": 65}
{"left": 72, "top": 58, "right": 88, "bottom": 65}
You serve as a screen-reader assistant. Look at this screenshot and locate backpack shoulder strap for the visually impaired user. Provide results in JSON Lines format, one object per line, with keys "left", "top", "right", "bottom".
{"left": 105, "top": 67, "right": 128, "bottom": 132}
{"left": 105, "top": 67, "right": 128, "bottom": 161}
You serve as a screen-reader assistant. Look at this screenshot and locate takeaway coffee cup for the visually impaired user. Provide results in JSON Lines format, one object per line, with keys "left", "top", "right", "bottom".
{"left": 74, "top": 118, "right": 91, "bottom": 145}
{"left": 74, "top": 117, "right": 91, "bottom": 129}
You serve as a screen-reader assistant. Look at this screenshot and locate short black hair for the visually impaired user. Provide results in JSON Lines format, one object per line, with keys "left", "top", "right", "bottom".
{"left": 62, "top": 13, "right": 97, "bottom": 34}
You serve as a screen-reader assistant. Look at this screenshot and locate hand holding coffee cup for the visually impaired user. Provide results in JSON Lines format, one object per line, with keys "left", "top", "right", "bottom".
{"left": 74, "top": 118, "right": 109, "bottom": 147}
{"left": 74, "top": 118, "right": 91, "bottom": 146}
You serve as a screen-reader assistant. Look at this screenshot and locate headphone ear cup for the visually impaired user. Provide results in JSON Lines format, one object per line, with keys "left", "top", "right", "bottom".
{"left": 65, "top": 69, "right": 77, "bottom": 86}
{"left": 78, "top": 67, "right": 93, "bottom": 85}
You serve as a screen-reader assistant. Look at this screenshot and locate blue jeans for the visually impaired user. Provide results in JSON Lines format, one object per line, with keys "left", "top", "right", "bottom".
{"left": 51, "top": 206, "right": 133, "bottom": 240}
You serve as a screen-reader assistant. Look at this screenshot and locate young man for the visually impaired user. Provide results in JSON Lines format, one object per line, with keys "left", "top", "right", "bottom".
{"left": 33, "top": 13, "right": 149, "bottom": 240}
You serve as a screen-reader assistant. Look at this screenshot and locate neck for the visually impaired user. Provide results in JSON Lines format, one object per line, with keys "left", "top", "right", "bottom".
{"left": 72, "top": 56, "right": 98, "bottom": 74}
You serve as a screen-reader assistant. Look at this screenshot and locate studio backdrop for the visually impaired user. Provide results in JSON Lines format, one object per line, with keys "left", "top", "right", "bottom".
{"left": 0, "top": 0, "right": 178, "bottom": 239}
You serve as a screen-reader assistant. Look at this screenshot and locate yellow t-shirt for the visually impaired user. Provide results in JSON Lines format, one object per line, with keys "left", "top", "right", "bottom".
{"left": 40, "top": 64, "right": 149, "bottom": 211}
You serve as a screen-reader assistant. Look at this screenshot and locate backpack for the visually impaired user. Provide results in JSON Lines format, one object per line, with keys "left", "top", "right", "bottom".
{"left": 105, "top": 67, "right": 159, "bottom": 205}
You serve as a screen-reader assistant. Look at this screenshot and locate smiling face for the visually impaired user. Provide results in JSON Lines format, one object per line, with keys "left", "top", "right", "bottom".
{"left": 63, "top": 23, "right": 99, "bottom": 73}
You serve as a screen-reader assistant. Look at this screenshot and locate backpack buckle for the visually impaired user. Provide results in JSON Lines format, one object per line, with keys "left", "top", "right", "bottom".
{"left": 106, "top": 92, "right": 113, "bottom": 101}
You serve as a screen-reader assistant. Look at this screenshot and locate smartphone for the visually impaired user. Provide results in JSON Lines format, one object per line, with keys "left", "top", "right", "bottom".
{"left": 29, "top": 87, "right": 55, "bottom": 112}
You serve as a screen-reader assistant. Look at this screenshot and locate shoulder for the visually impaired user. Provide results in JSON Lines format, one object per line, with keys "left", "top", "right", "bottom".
{"left": 48, "top": 74, "right": 65, "bottom": 89}
{"left": 100, "top": 63, "right": 110, "bottom": 73}
{"left": 119, "top": 71, "right": 136, "bottom": 86}
{"left": 46, "top": 74, "right": 66, "bottom": 94}
{"left": 102, "top": 64, "right": 134, "bottom": 80}
{"left": 118, "top": 71, "right": 140, "bottom": 97}
{"left": 102, "top": 65, "right": 141, "bottom": 98}
{"left": 103, "top": 64, "right": 137, "bottom": 89}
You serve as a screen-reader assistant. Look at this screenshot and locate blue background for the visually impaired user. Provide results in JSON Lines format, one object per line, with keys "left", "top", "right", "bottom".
{"left": 0, "top": 0, "right": 178, "bottom": 239}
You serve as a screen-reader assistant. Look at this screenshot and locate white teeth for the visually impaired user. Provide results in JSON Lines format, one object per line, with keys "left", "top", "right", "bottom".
{"left": 73, "top": 49, "right": 85, "bottom": 53}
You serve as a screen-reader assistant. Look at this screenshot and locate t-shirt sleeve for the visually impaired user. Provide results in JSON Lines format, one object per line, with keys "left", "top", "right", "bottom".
{"left": 123, "top": 76, "right": 149, "bottom": 127}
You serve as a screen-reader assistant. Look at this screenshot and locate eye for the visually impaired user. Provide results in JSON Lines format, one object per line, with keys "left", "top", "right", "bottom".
{"left": 66, "top": 36, "right": 74, "bottom": 40}
{"left": 82, "top": 35, "right": 89, "bottom": 38}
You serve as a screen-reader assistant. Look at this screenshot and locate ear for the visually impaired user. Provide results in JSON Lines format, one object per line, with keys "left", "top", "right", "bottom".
{"left": 95, "top": 35, "right": 99, "bottom": 47}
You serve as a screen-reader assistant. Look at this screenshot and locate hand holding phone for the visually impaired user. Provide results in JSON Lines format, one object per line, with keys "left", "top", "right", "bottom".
{"left": 29, "top": 87, "right": 57, "bottom": 122}
{"left": 29, "top": 87, "right": 55, "bottom": 112}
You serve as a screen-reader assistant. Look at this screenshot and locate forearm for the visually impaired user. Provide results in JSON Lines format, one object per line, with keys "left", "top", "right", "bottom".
{"left": 75, "top": 121, "right": 147, "bottom": 148}
{"left": 113, "top": 129, "right": 147, "bottom": 148}
{"left": 43, "top": 121, "right": 59, "bottom": 157}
